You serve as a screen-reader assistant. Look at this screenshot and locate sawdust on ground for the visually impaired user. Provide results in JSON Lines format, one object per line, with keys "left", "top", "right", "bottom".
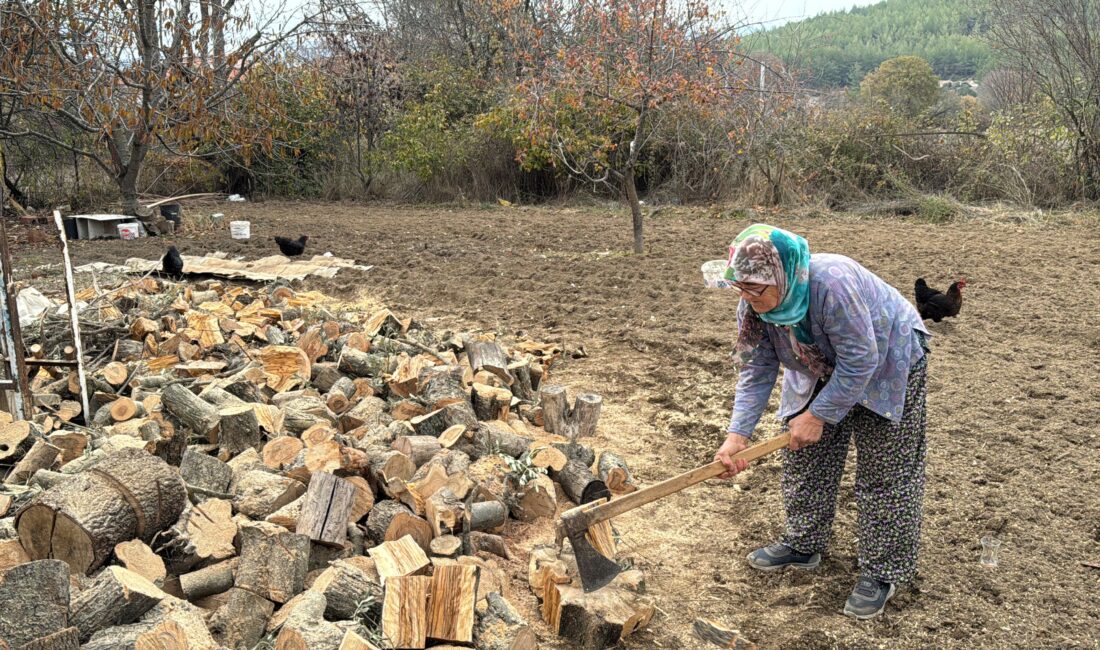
{"left": 10, "top": 201, "right": 1100, "bottom": 649}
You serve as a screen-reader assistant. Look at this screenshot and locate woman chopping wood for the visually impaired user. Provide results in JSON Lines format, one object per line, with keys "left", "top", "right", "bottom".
{"left": 712, "top": 223, "right": 930, "bottom": 620}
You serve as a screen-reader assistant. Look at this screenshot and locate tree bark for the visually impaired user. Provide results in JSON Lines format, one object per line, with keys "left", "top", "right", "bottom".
{"left": 0, "top": 559, "right": 70, "bottom": 648}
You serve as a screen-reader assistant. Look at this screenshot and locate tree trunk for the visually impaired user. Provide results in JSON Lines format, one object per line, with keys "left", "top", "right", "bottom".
{"left": 623, "top": 168, "right": 644, "bottom": 254}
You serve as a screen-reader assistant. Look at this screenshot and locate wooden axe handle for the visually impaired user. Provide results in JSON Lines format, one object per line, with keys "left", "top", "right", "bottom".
{"left": 573, "top": 433, "right": 790, "bottom": 529}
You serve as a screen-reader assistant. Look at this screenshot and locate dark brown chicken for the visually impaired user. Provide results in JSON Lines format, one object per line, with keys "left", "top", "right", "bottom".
{"left": 274, "top": 235, "right": 309, "bottom": 257}
{"left": 162, "top": 246, "right": 184, "bottom": 279}
{"left": 914, "top": 278, "right": 966, "bottom": 322}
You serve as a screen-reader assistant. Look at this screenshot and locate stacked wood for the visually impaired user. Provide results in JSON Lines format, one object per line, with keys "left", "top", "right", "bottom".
{"left": 4, "top": 280, "right": 650, "bottom": 650}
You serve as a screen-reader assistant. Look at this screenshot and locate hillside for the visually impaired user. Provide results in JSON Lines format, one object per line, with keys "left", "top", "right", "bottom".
{"left": 746, "top": 0, "right": 994, "bottom": 88}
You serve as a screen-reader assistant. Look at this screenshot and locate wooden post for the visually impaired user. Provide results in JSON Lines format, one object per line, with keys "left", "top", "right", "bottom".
{"left": 52, "top": 210, "right": 91, "bottom": 422}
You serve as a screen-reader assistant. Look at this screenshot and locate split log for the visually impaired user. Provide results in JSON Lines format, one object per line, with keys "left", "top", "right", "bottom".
{"left": 365, "top": 500, "right": 432, "bottom": 551}
{"left": 178, "top": 558, "right": 238, "bottom": 602}
{"left": 550, "top": 570, "right": 653, "bottom": 650}
{"left": 310, "top": 363, "right": 344, "bottom": 394}
{"left": 161, "top": 499, "right": 236, "bottom": 570}
{"left": 135, "top": 618, "right": 211, "bottom": 650}
{"left": 235, "top": 470, "right": 307, "bottom": 519}
{"left": 236, "top": 521, "right": 311, "bottom": 604}
{"left": 297, "top": 471, "right": 355, "bottom": 547}
{"left": 692, "top": 618, "right": 756, "bottom": 649}
{"left": 368, "top": 535, "right": 430, "bottom": 581}
{"left": 417, "top": 365, "right": 468, "bottom": 410}
{"left": 5, "top": 440, "right": 60, "bottom": 485}
{"left": 256, "top": 346, "right": 311, "bottom": 393}
{"left": 264, "top": 437, "right": 305, "bottom": 469}
{"left": 179, "top": 448, "right": 231, "bottom": 495}
{"left": 463, "top": 336, "right": 513, "bottom": 385}
{"left": 310, "top": 557, "right": 382, "bottom": 620}
{"left": 508, "top": 474, "right": 557, "bottom": 522}
{"left": 393, "top": 435, "right": 441, "bottom": 467}
{"left": 347, "top": 476, "right": 375, "bottom": 522}
{"left": 425, "top": 488, "right": 465, "bottom": 537}
{"left": 55, "top": 401, "right": 82, "bottom": 423}
{"left": 475, "top": 592, "right": 537, "bottom": 650}
{"left": 161, "top": 384, "right": 220, "bottom": 441}
{"left": 0, "top": 421, "right": 38, "bottom": 463}
{"left": 16, "top": 448, "right": 188, "bottom": 574}
{"left": 468, "top": 500, "right": 508, "bottom": 532}
{"left": 528, "top": 443, "right": 567, "bottom": 472}
{"left": 381, "top": 575, "right": 430, "bottom": 649}
{"left": 339, "top": 630, "right": 383, "bottom": 650}
{"left": 71, "top": 566, "right": 167, "bottom": 641}
{"left": 596, "top": 451, "right": 636, "bottom": 494}
{"left": 274, "top": 592, "right": 344, "bottom": 650}
{"left": 438, "top": 424, "right": 466, "bottom": 448}
{"left": 507, "top": 359, "right": 535, "bottom": 402}
{"left": 114, "top": 540, "right": 167, "bottom": 586}
{"left": 550, "top": 459, "right": 611, "bottom": 505}
{"left": 267, "top": 497, "right": 302, "bottom": 531}
{"left": 0, "top": 538, "right": 31, "bottom": 570}
{"left": 339, "top": 396, "right": 390, "bottom": 432}
{"left": 47, "top": 432, "right": 87, "bottom": 465}
{"left": 208, "top": 588, "right": 274, "bottom": 649}
{"left": 367, "top": 451, "right": 415, "bottom": 497}
{"left": 299, "top": 422, "right": 335, "bottom": 447}
{"left": 472, "top": 383, "right": 513, "bottom": 421}
{"left": 468, "top": 532, "right": 510, "bottom": 560}
{"left": 218, "top": 405, "right": 261, "bottom": 456}
{"left": 427, "top": 564, "right": 478, "bottom": 644}
{"left": 430, "top": 535, "right": 462, "bottom": 557}
{"left": 0, "top": 560, "right": 70, "bottom": 648}
{"left": 16, "top": 627, "right": 80, "bottom": 650}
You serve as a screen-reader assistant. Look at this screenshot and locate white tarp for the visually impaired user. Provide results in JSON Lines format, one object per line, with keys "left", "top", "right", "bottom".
{"left": 76, "top": 252, "right": 372, "bottom": 282}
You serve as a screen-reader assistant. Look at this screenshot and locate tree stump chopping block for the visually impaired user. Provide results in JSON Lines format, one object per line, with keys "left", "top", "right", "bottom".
{"left": 297, "top": 471, "right": 356, "bottom": 547}
{"left": 15, "top": 448, "right": 188, "bottom": 574}
{"left": 236, "top": 521, "right": 310, "bottom": 604}
{"left": 0, "top": 559, "right": 70, "bottom": 648}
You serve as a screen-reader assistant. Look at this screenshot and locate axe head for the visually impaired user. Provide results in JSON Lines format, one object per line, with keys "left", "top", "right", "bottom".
{"left": 558, "top": 503, "right": 622, "bottom": 592}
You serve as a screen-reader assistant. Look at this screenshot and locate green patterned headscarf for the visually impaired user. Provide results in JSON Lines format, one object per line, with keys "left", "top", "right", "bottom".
{"left": 726, "top": 224, "right": 831, "bottom": 377}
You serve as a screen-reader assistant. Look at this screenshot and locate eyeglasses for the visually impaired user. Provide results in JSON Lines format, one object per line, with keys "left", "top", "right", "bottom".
{"left": 732, "top": 282, "right": 770, "bottom": 297}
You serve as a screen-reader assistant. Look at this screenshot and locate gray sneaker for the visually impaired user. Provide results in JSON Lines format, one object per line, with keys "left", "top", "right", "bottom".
{"left": 746, "top": 543, "right": 822, "bottom": 571}
{"left": 843, "top": 576, "right": 897, "bottom": 620}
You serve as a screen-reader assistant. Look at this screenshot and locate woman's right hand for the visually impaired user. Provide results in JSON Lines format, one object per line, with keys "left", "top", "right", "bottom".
{"left": 714, "top": 433, "right": 751, "bottom": 479}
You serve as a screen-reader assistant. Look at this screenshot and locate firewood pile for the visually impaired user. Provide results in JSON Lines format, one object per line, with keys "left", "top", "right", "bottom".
{"left": 0, "top": 277, "right": 651, "bottom": 650}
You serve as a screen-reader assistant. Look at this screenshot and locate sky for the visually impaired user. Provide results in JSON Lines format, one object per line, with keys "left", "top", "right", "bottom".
{"left": 723, "top": 0, "right": 880, "bottom": 30}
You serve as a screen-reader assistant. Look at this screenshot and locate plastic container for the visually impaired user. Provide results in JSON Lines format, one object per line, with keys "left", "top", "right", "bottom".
{"left": 980, "top": 536, "right": 1001, "bottom": 568}
{"left": 701, "top": 259, "right": 733, "bottom": 289}
{"left": 117, "top": 222, "right": 141, "bottom": 240}
{"left": 230, "top": 220, "right": 251, "bottom": 240}
{"left": 160, "top": 203, "right": 182, "bottom": 228}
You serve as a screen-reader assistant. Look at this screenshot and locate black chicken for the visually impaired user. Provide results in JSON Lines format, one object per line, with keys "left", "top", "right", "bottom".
{"left": 914, "top": 278, "right": 966, "bottom": 322}
{"left": 162, "top": 246, "right": 184, "bottom": 280}
{"left": 274, "top": 235, "right": 309, "bottom": 257}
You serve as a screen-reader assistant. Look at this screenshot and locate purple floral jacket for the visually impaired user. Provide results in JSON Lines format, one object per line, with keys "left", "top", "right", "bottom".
{"left": 728, "top": 253, "right": 929, "bottom": 437}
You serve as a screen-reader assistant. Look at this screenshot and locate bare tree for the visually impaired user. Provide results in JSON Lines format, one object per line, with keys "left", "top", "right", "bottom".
{"left": 986, "top": 0, "right": 1100, "bottom": 198}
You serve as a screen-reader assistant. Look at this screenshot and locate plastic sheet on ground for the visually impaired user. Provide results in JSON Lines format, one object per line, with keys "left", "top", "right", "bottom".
{"left": 75, "top": 253, "right": 373, "bottom": 282}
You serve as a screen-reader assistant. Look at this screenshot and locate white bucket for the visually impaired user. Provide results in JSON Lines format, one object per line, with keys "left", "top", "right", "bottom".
{"left": 230, "top": 221, "right": 251, "bottom": 240}
{"left": 701, "top": 259, "right": 732, "bottom": 289}
{"left": 117, "top": 222, "right": 141, "bottom": 240}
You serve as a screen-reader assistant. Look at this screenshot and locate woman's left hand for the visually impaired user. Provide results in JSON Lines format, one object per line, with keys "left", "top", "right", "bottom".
{"left": 788, "top": 411, "right": 825, "bottom": 450}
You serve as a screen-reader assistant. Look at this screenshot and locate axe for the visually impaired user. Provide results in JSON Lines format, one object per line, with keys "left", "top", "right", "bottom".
{"left": 557, "top": 433, "right": 790, "bottom": 592}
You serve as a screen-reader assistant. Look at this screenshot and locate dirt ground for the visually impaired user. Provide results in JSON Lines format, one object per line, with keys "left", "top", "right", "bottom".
{"left": 10, "top": 201, "right": 1100, "bottom": 649}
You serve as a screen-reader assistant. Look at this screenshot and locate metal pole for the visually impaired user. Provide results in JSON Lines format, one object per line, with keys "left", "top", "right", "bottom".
{"left": 53, "top": 210, "right": 91, "bottom": 420}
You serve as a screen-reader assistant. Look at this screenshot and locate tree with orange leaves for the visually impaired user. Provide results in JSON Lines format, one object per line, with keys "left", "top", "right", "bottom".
{"left": 507, "top": 0, "right": 744, "bottom": 252}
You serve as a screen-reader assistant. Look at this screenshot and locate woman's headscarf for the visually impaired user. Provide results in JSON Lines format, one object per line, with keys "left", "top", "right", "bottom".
{"left": 726, "top": 224, "right": 832, "bottom": 377}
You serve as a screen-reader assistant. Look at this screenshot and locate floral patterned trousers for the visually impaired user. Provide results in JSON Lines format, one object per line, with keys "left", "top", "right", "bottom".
{"left": 779, "top": 353, "right": 928, "bottom": 584}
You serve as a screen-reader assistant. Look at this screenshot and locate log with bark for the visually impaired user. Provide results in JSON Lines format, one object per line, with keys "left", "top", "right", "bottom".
{"left": 550, "top": 459, "right": 611, "bottom": 506}
{"left": 158, "top": 499, "right": 236, "bottom": 572}
{"left": 178, "top": 558, "right": 238, "bottom": 602}
{"left": 236, "top": 521, "right": 310, "bottom": 604}
{"left": 208, "top": 587, "right": 275, "bottom": 649}
{"left": 70, "top": 566, "right": 168, "bottom": 641}
{"left": 0, "top": 559, "right": 70, "bottom": 648}
{"left": 274, "top": 591, "right": 345, "bottom": 650}
{"left": 463, "top": 336, "right": 513, "bottom": 386}
{"left": 217, "top": 404, "right": 262, "bottom": 455}
{"left": 365, "top": 500, "right": 433, "bottom": 552}
{"left": 309, "top": 557, "right": 382, "bottom": 620}
{"left": 179, "top": 448, "right": 232, "bottom": 495}
{"left": 297, "top": 471, "right": 356, "bottom": 547}
{"left": 16, "top": 448, "right": 188, "bottom": 574}
{"left": 161, "top": 384, "right": 220, "bottom": 442}
{"left": 0, "top": 420, "right": 39, "bottom": 463}
{"left": 4, "top": 440, "right": 60, "bottom": 485}
{"left": 234, "top": 469, "right": 306, "bottom": 518}
{"left": 596, "top": 451, "right": 637, "bottom": 494}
